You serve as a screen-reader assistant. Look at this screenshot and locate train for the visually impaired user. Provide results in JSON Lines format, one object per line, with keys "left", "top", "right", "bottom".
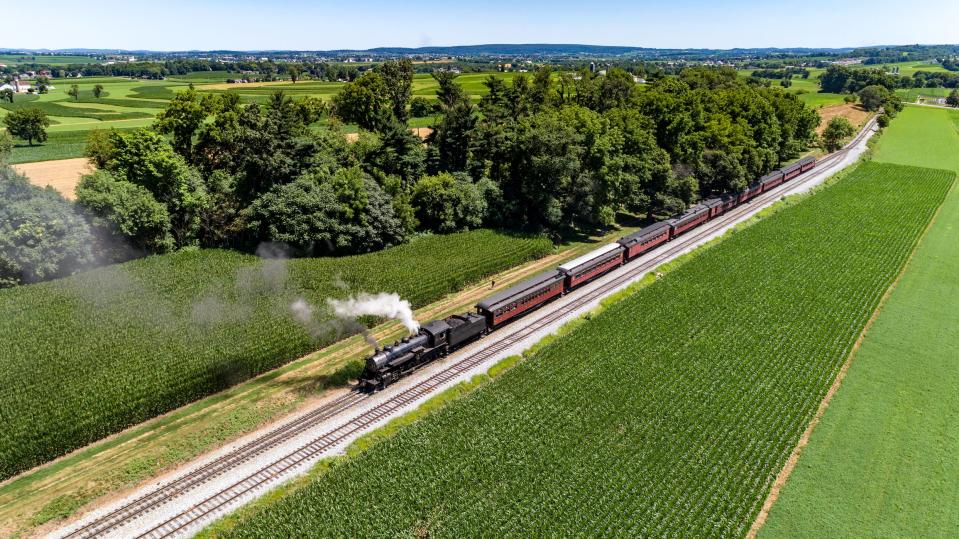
{"left": 357, "top": 156, "right": 816, "bottom": 390}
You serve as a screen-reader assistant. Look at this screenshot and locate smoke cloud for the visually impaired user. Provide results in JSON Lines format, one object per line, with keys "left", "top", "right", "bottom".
{"left": 326, "top": 292, "right": 420, "bottom": 335}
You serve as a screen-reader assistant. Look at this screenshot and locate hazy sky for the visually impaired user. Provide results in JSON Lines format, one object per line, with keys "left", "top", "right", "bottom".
{"left": 4, "top": 0, "right": 957, "bottom": 51}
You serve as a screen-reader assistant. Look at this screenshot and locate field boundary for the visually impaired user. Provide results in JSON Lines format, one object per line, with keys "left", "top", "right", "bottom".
{"left": 746, "top": 167, "right": 957, "bottom": 538}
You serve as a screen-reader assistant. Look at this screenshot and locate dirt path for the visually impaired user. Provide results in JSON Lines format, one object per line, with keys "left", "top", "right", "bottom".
{"left": 12, "top": 158, "right": 92, "bottom": 199}
{"left": 816, "top": 103, "right": 871, "bottom": 134}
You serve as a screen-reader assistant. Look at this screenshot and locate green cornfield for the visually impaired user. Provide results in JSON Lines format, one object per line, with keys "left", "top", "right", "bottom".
{"left": 0, "top": 230, "right": 552, "bottom": 480}
{"left": 218, "top": 163, "right": 954, "bottom": 538}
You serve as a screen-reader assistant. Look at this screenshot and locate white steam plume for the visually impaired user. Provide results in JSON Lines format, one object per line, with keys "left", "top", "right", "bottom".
{"left": 326, "top": 292, "right": 420, "bottom": 335}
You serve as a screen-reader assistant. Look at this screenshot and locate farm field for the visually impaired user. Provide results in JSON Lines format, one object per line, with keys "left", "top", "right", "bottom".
{"left": 0, "top": 231, "right": 552, "bottom": 482}
{"left": 895, "top": 86, "right": 954, "bottom": 103}
{"left": 0, "top": 224, "right": 639, "bottom": 537}
{"left": 813, "top": 103, "right": 871, "bottom": 134}
{"left": 737, "top": 68, "right": 845, "bottom": 108}
{"left": 208, "top": 162, "right": 953, "bottom": 538}
{"left": 758, "top": 105, "right": 959, "bottom": 537}
{"left": 10, "top": 157, "right": 91, "bottom": 198}
{"left": 865, "top": 59, "right": 951, "bottom": 76}
{"left": 2, "top": 72, "right": 517, "bottom": 163}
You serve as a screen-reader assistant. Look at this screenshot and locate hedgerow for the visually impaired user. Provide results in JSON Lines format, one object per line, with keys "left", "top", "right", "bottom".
{"left": 0, "top": 230, "right": 551, "bottom": 480}
{"left": 217, "top": 163, "right": 954, "bottom": 538}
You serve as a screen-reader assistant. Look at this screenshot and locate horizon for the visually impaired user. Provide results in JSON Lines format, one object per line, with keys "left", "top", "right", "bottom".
{"left": 3, "top": 42, "right": 954, "bottom": 54}
{"left": 4, "top": 0, "right": 958, "bottom": 52}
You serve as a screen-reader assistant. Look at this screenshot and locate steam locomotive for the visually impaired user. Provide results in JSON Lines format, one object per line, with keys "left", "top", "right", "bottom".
{"left": 357, "top": 156, "right": 816, "bottom": 390}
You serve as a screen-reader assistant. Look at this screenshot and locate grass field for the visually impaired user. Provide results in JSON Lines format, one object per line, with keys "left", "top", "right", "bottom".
{"left": 895, "top": 87, "right": 955, "bottom": 103}
{"left": 0, "top": 231, "right": 552, "bottom": 481}
{"left": 865, "top": 59, "right": 952, "bottom": 76}
{"left": 737, "top": 68, "right": 845, "bottom": 108}
{"left": 208, "top": 162, "right": 953, "bottom": 538}
{"left": 759, "top": 106, "right": 959, "bottom": 538}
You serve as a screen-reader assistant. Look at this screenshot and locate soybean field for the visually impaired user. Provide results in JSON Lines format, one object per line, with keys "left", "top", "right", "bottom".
{"left": 215, "top": 162, "right": 953, "bottom": 538}
{"left": 0, "top": 230, "right": 552, "bottom": 481}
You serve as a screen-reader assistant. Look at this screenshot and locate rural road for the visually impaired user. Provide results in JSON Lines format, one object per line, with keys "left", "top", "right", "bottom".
{"left": 52, "top": 118, "right": 878, "bottom": 539}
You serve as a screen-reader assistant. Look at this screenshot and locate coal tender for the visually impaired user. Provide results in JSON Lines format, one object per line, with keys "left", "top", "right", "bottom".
{"left": 358, "top": 313, "right": 487, "bottom": 390}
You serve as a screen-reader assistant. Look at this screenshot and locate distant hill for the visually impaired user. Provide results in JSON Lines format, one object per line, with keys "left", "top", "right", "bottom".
{"left": 0, "top": 44, "right": 861, "bottom": 59}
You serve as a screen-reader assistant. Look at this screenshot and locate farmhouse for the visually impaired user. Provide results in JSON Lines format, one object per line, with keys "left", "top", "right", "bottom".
{"left": 0, "top": 80, "right": 33, "bottom": 93}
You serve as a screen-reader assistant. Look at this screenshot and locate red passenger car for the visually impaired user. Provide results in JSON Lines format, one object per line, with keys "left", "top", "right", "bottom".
{"left": 670, "top": 204, "right": 710, "bottom": 237}
{"left": 558, "top": 243, "right": 625, "bottom": 290}
{"left": 703, "top": 198, "right": 724, "bottom": 219}
{"left": 617, "top": 221, "right": 672, "bottom": 259}
{"left": 759, "top": 171, "right": 784, "bottom": 192}
{"left": 475, "top": 270, "right": 565, "bottom": 327}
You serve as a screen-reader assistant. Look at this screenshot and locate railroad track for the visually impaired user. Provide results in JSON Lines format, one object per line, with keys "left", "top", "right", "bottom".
{"left": 59, "top": 118, "right": 875, "bottom": 539}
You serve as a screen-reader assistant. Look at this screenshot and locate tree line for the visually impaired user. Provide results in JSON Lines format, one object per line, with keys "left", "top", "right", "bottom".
{"left": 1, "top": 62, "right": 821, "bottom": 287}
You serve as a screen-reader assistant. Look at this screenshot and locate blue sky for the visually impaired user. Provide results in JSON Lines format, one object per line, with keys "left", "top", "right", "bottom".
{"left": 4, "top": 0, "right": 957, "bottom": 51}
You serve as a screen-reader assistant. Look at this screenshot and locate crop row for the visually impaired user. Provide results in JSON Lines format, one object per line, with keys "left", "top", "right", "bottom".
{"left": 218, "top": 163, "right": 955, "bottom": 538}
{"left": 0, "top": 230, "right": 552, "bottom": 480}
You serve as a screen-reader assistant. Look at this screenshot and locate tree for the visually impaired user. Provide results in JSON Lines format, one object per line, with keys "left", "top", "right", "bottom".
{"left": 820, "top": 65, "right": 852, "bottom": 93}
{"left": 428, "top": 99, "right": 476, "bottom": 172}
{"left": 0, "top": 131, "right": 12, "bottom": 164}
{"left": 92, "top": 84, "right": 104, "bottom": 99}
{"left": 153, "top": 87, "right": 215, "bottom": 157}
{"left": 411, "top": 172, "right": 487, "bottom": 233}
{"left": 0, "top": 167, "right": 95, "bottom": 286}
{"left": 288, "top": 65, "right": 301, "bottom": 83}
{"left": 3, "top": 108, "right": 50, "bottom": 146}
{"left": 432, "top": 71, "right": 467, "bottom": 110}
{"left": 0, "top": 88, "right": 13, "bottom": 103}
{"left": 75, "top": 170, "right": 174, "bottom": 261}
{"left": 821, "top": 117, "right": 855, "bottom": 152}
{"left": 330, "top": 71, "right": 390, "bottom": 131}
{"left": 857, "top": 85, "right": 891, "bottom": 111}
{"left": 84, "top": 129, "right": 116, "bottom": 168}
{"left": 68, "top": 84, "right": 80, "bottom": 101}
{"left": 245, "top": 169, "right": 407, "bottom": 255}
{"left": 597, "top": 68, "right": 636, "bottom": 111}
{"left": 100, "top": 129, "right": 210, "bottom": 246}
{"left": 379, "top": 59, "right": 414, "bottom": 122}
{"left": 192, "top": 92, "right": 319, "bottom": 200}
{"left": 947, "top": 89, "right": 959, "bottom": 107}
{"left": 410, "top": 97, "right": 435, "bottom": 118}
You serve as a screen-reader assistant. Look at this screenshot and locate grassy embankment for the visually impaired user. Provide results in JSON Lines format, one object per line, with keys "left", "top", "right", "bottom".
{"left": 759, "top": 105, "right": 959, "bottom": 537}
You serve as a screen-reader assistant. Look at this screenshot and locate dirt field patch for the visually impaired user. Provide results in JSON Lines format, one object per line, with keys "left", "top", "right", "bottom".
{"left": 345, "top": 127, "right": 432, "bottom": 143}
{"left": 816, "top": 103, "right": 871, "bottom": 134}
{"left": 12, "top": 158, "right": 92, "bottom": 199}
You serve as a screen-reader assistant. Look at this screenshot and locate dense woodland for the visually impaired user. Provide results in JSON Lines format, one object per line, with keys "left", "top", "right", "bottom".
{"left": 1, "top": 63, "right": 823, "bottom": 287}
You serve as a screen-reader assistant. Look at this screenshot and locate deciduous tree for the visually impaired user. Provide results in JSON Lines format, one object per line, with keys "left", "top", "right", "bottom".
{"left": 75, "top": 170, "right": 174, "bottom": 260}
{"left": 821, "top": 117, "right": 855, "bottom": 152}
{"left": 0, "top": 167, "right": 95, "bottom": 286}
{"left": 3, "top": 108, "right": 50, "bottom": 146}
